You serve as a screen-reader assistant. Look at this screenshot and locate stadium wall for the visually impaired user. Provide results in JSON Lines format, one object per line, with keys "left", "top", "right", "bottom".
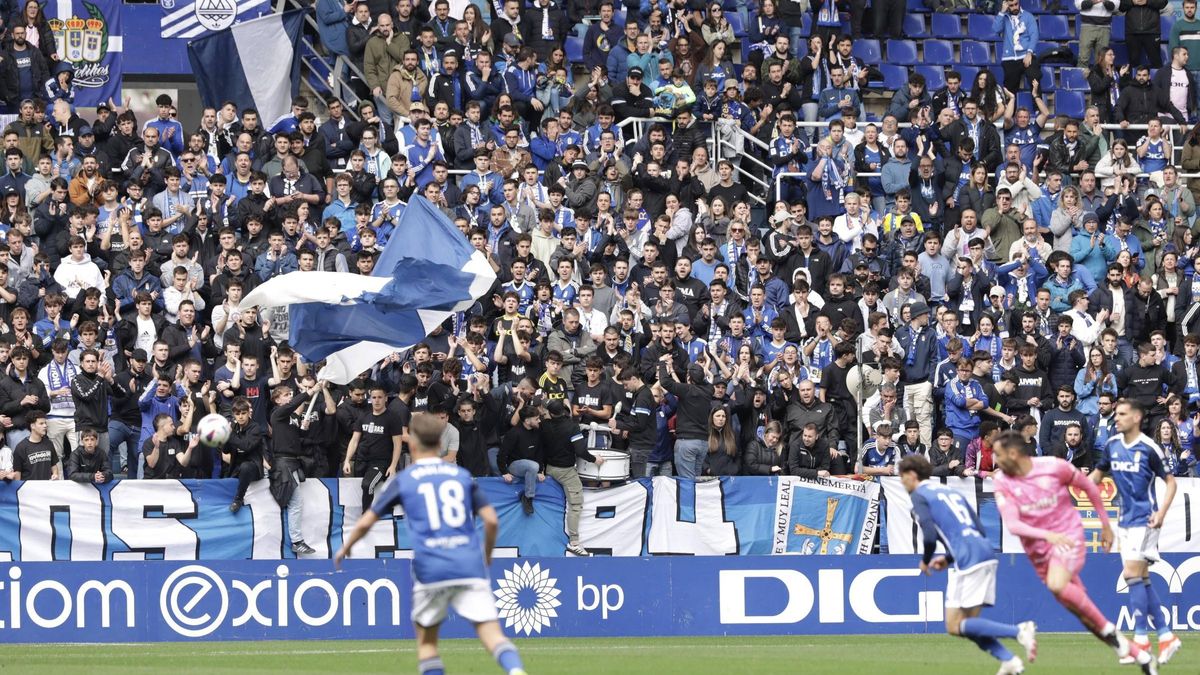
{"left": 0, "top": 554, "right": 1196, "bottom": 642}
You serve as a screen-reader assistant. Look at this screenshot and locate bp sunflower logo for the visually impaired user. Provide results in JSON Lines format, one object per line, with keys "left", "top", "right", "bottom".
{"left": 493, "top": 562, "right": 562, "bottom": 635}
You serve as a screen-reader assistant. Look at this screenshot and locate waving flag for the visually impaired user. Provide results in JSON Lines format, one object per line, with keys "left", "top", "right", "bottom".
{"left": 187, "top": 10, "right": 305, "bottom": 130}
{"left": 159, "top": 0, "right": 272, "bottom": 39}
{"left": 240, "top": 197, "right": 495, "bottom": 383}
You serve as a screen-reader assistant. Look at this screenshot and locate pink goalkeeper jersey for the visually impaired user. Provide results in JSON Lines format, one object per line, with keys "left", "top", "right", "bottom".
{"left": 993, "top": 456, "right": 1111, "bottom": 550}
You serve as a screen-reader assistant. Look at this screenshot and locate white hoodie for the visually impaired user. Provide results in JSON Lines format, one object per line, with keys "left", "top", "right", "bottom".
{"left": 53, "top": 253, "right": 106, "bottom": 301}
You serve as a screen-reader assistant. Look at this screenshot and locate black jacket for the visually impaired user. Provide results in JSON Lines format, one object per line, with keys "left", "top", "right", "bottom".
{"left": 942, "top": 117, "right": 1003, "bottom": 171}
{"left": 66, "top": 446, "right": 112, "bottom": 483}
{"left": 658, "top": 363, "right": 713, "bottom": 440}
{"left": 498, "top": 424, "right": 545, "bottom": 474}
{"left": 223, "top": 421, "right": 266, "bottom": 472}
{"left": 70, "top": 371, "right": 111, "bottom": 429}
{"left": 614, "top": 384, "right": 656, "bottom": 450}
{"left": 742, "top": 438, "right": 786, "bottom": 475}
{"left": 786, "top": 437, "right": 831, "bottom": 478}
{"left": 541, "top": 415, "right": 596, "bottom": 468}
{"left": 0, "top": 370, "right": 49, "bottom": 429}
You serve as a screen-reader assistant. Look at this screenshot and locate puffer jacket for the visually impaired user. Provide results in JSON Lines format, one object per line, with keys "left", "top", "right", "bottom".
{"left": 1120, "top": 0, "right": 1167, "bottom": 34}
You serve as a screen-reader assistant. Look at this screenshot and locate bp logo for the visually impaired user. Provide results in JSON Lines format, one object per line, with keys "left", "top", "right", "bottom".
{"left": 47, "top": 3, "right": 112, "bottom": 90}
{"left": 493, "top": 561, "right": 562, "bottom": 636}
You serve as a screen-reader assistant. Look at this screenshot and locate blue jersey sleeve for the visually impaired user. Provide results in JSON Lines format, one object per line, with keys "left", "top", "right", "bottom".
{"left": 1095, "top": 438, "right": 1113, "bottom": 472}
{"left": 370, "top": 476, "right": 404, "bottom": 517}
{"left": 1148, "top": 444, "right": 1168, "bottom": 480}
{"left": 910, "top": 489, "right": 940, "bottom": 566}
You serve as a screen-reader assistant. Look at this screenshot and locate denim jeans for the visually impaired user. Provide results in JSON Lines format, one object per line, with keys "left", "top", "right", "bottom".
{"left": 108, "top": 420, "right": 140, "bottom": 478}
{"left": 674, "top": 439, "right": 708, "bottom": 479}
{"left": 5, "top": 429, "right": 30, "bottom": 454}
{"left": 508, "top": 458, "right": 540, "bottom": 498}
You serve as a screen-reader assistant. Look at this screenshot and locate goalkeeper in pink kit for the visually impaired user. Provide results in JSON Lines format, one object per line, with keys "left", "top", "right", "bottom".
{"left": 991, "top": 430, "right": 1158, "bottom": 674}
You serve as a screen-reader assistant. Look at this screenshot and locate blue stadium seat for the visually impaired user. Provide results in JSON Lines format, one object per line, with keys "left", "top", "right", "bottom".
{"left": 1038, "top": 14, "right": 1070, "bottom": 40}
{"left": 931, "top": 14, "right": 961, "bottom": 38}
{"left": 1021, "top": 0, "right": 1042, "bottom": 13}
{"left": 956, "top": 65, "right": 981, "bottom": 87}
{"left": 906, "top": 0, "right": 927, "bottom": 12}
{"left": 1039, "top": 66, "right": 1056, "bottom": 92}
{"left": 1015, "top": 91, "right": 1034, "bottom": 112}
{"left": 727, "top": 11, "right": 745, "bottom": 37}
{"left": 923, "top": 39, "right": 953, "bottom": 65}
{"left": 1111, "top": 15, "right": 1124, "bottom": 41}
{"left": 915, "top": 65, "right": 946, "bottom": 91}
{"left": 903, "top": 14, "right": 929, "bottom": 38}
{"left": 613, "top": 6, "right": 627, "bottom": 26}
{"left": 1059, "top": 67, "right": 1088, "bottom": 91}
{"left": 961, "top": 40, "right": 992, "bottom": 65}
{"left": 968, "top": 15, "right": 998, "bottom": 41}
{"left": 565, "top": 35, "right": 583, "bottom": 64}
{"left": 1163, "top": 14, "right": 1177, "bottom": 36}
{"left": 852, "top": 38, "right": 881, "bottom": 63}
{"left": 886, "top": 39, "right": 919, "bottom": 65}
{"left": 1054, "top": 91, "right": 1086, "bottom": 118}
{"left": 880, "top": 64, "right": 908, "bottom": 91}
{"left": 1111, "top": 42, "right": 1128, "bottom": 64}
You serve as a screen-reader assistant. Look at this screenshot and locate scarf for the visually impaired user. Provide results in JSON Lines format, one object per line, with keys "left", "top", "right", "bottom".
{"left": 47, "top": 359, "right": 78, "bottom": 412}
{"left": 822, "top": 154, "right": 845, "bottom": 202}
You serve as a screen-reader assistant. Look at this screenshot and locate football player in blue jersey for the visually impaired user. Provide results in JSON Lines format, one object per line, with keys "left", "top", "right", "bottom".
{"left": 900, "top": 454, "right": 1037, "bottom": 675}
{"left": 1090, "top": 398, "right": 1183, "bottom": 665}
{"left": 336, "top": 413, "right": 527, "bottom": 675}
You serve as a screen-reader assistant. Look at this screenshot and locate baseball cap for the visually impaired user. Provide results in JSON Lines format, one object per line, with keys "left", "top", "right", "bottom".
{"left": 989, "top": 285, "right": 1006, "bottom": 297}
{"left": 628, "top": 67, "right": 644, "bottom": 78}
{"left": 1, "top": 185, "right": 16, "bottom": 196}
{"left": 771, "top": 212, "right": 791, "bottom": 225}
{"left": 79, "top": 125, "right": 94, "bottom": 136}
{"left": 503, "top": 33, "right": 522, "bottom": 47}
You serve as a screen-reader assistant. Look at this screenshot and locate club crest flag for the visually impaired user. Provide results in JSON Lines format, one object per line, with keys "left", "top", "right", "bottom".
{"left": 772, "top": 476, "right": 880, "bottom": 554}
{"left": 47, "top": 0, "right": 123, "bottom": 106}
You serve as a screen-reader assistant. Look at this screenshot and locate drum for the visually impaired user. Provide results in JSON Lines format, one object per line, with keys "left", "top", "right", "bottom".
{"left": 577, "top": 450, "right": 631, "bottom": 481}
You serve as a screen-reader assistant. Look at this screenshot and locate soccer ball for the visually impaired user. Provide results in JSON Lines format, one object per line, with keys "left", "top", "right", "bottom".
{"left": 196, "top": 413, "right": 232, "bottom": 447}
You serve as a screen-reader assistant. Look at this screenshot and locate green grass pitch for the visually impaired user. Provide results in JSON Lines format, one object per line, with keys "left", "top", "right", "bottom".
{"left": 4, "top": 635, "right": 1197, "bottom": 673}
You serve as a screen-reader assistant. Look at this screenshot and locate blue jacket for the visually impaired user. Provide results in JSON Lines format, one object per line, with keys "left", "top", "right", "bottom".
{"left": 895, "top": 323, "right": 937, "bottom": 384}
{"left": 1070, "top": 230, "right": 1112, "bottom": 282}
{"left": 143, "top": 118, "right": 185, "bottom": 157}
{"left": 138, "top": 382, "right": 185, "bottom": 446}
{"left": 607, "top": 43, "right": 634, "bottom": 83}
{"left": 817, "top": 86, "right": 861, "bottom": 121}
{"left": 315, "top": 0, "right": 351, "bottom": 56}
{"left": 993, "top": 10, "right": 1039, "bottom": 60}
{"left": 1104, "top": 232, "right": 1145, "bottom": 270}
{"left": 1042, "top": 274, "right": 1085, "bottom": 312}
{"left": 503, "top": 65, "right": 537, "bottom": 104}
{"left": 111, "top": 270, "right": 164, "bottom": 317}
{"left": 945, "top": 377, "right": 987, "bottom": 436}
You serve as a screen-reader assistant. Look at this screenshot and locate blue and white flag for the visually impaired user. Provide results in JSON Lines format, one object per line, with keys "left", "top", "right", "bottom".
{"left": 240, "top": 197, "right": 496, "bottom": 383}
{"left": 187, "top": 10, "right": 305, "bottom": 137}
{"left": 47, "top": 0, "right": 123, "bottom": 106}
{"left": 159, "top": 0, "right": 272, "bottom": 39}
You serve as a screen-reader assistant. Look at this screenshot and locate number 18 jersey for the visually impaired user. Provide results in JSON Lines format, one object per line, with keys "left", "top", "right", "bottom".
{"left": 371, "top": 458, "right": 490, "bottom": 586}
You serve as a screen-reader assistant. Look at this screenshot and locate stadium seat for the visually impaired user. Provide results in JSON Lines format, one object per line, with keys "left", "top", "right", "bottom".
{"left": 1015, "top": 91, "right": 1034, "bottom": 112}
{"left": 906, "top": 0, "right": 926, "bottom": 12}
{"left": 956, "top": 65, "right": 981, "bottom": 87}
{"left": 960, "top": 40, "right": 991, "bottom": 66}
{"left": 968, "top": 15, "right": 998, "bottom": 41}
{"left": 1111, "top": 15, "right": 1124, "bottom": 41}
{"left": 1059, "top": 67, "right": 1088, "bottom": 91}
{"left": 1054, "top": 90, "right": 1086, "bottom": 118}
{"left": 931, "top": 14, "right": 961, "bottom": 38}
{"left": 1039, "top": 66, "right": 1056, "bottom": 92}
{"left": 1038, "top": 15, "right": 1070, "bottom": 41}
{"left": 915, "top": 65, "right": 946, "bottom": 91}
{"left": 565, "top": 35, "right": 583, "bottom": 64}
{"left": 727, "top": 11, "right": 745, "bottom": 37}
{"left": 852, "top": 38, "right": 881, "bottom": 63}
{"left": 923, "top": 39, "right": 953, "bottom": 65}
{"left": 886, "top": 39, "right": 918, "bottom": 65}
{"left": 1163, "top": 14, "right": 1177, "bottom": 36}
{"left": 1111, "top": 42, "right": 1128, "bottom": 64}
{"left": 879, "top": 64, "right": 908, "bottom": 91}
{"left": 903, "top": 14, "right": 929, "bottom": 38}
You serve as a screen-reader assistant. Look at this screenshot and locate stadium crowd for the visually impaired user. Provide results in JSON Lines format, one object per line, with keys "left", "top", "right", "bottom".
{"left": 0, "top": 0, "right": 1196, "bottom": 554}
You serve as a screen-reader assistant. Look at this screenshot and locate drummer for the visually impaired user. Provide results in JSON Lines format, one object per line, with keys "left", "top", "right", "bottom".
{"left": 542, "top": 399, "right": 604, "bottom": 557}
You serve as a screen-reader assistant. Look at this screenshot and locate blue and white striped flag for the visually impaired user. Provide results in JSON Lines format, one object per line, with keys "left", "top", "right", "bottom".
{"left": 187, "top": 10, "right": 305, "bottom": 137}
{"left": 239, "top": 197, "right": 496, "bottom": 384}
{"left": 159, "top": 0, "right": 272, "bottom": 40}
